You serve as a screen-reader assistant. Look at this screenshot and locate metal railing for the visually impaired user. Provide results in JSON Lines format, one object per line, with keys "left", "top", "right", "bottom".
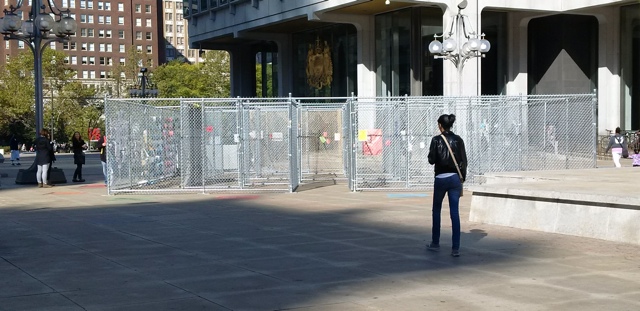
{"left": 104, "top": 94, "right": 597, "bottom": 194}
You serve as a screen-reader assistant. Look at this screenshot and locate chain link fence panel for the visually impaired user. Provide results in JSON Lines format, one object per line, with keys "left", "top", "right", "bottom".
{"left": 105, "top": 94, "right": 596, "bottom": 194}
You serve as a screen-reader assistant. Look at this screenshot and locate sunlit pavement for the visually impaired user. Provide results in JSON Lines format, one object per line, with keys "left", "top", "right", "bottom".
{"left": 0, "top": 153, "right": 639, "bottom": 311}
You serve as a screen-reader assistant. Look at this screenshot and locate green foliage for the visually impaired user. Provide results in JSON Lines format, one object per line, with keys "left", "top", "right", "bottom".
{"left": 0, "top": 50, "right": 99, "bottom": 145}
{"left": 153, "top": 50, "right": 230, "bottom": 98}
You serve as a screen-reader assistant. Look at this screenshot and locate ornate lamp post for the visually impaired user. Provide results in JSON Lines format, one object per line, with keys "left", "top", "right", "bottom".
{"left": 2, "top": 0, "right": 77, "bottom": 184}
{"left": 428, "top": 1, "right": 490, "bottom": 95}
{"left": 129, "top": 67, "right": 158, "bottom": 98}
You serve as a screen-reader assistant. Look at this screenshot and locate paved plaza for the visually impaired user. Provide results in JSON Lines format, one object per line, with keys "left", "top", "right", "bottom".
{"left": 0, "top": 153, "right": 639, "bottom": 310}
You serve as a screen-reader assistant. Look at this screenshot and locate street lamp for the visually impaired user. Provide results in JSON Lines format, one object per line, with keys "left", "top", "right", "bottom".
{"left": 129, "top": 67, "right": 159, "bottom": 98}
{"left": 2, "top": 0, "right": 77, "bottom": 184}
{"left": 428, "top": 0, "right": 490, "bottom": 95}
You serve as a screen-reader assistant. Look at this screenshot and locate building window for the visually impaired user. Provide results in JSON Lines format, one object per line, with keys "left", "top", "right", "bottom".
{"left": 177, "top": 37, "right": 184, "bottom": 45}
{"left": 81, "top": 42, "right": 88, "bottom": 51}
{"left": 98, "top": 15, "right": 104, "bottom": 24}
{"left": 89, "top": 43, "right": 95, "bottom": 51}
{"left": 80, "top": 28, "right": 87, "bottom": 36}
{"left": 70, "top": 0, "right": 75, "bottom": 8}
{"left": 100, "top": 57, "right": 105, "bottom": 65}
{"left": 106, "top": 29, "right": 112, "bottom": 38}
{"left": 106, "top": 57, "right": 112, "bottom": 65}
{"left": 146, "top": 32, "right": 152, "bottom": 40}
{"left": 145, "top": 4, "right": 151, "bottom": 13}
{"left": 136, "top": 31, "right": 142, "bottom": 40}
{"left": 118, "top": 16, "right": 124, "bottom": 25}
{"left": 177, "top": 13, "right": 182, "bottom": 21}
{"left": 146, "top": 45, "right": 152, "bottom": 53}
{"left": 176, "top": 2, "right": 182, "bottom": 9}
{"left": 89, "top": 56, "right": 95, "bottom": 65}
{"left": 88, "top": 28, "right": 94, "bottom": 37}
{"left": 165, "top": 13, "right": 172, "bottom": 20}
{"left": 166, "top": 36, "right": 173, "bottom": 43}
{"left": 97, "top": 1, "right": 103, "bottom": 9}
{"left": 176, "top": 25, "right": 183, "bottom": 33}
{"left": 165, "top": 24, "right": 173, "bottom": 32}
{"left": 105, "top": 2, "right": 110, "bottom": 10}
{"left": 71, "top": 56, "right": 77, "bottom": 64}
{"left": 82, "top": 56, "right": 88, "bottom": 64}
{"left": 165, "top": 2, "right": 171, "bottom": 9}
{"left": 80, "top": 14, "right": 86, "bottom": 23}
{"left": 135, "top": 4, "right": 141, "bottom": 12}
{"left": 99, "top": 43, "right": 105, "bottom": 51}
{"left": 107, "top": 44, "right": 112, "bottom": 52}
{"left": 90, "top": 71, "right": 95, "bottom": 79}
{"left": 87, "top": 1, "right": 93, "bottom": 9}
{"left": 119, "top": 44, "right": 125, "bottom": 52}
{"left": 117, "top": 2, "right": 123, "bottom": 11}
{"left": 88, "top": 15, "right": 94, "bottom": 23}
{"left": 118, "top": 30, "right": 125, "bottom": 39}
{"left": 80, "top": 0, "right": 85, "bottom": 8}
{"left": 100, "top": 71, "right": 106, "bottom": 78}
{"left": 119, "top": 57, "right": 125, "bottom": 65}
{"left": 105, "top": 16, "right": 111, "bottom": 24}
{"left": 98, "top": 29, "right": 105, "bottom": 37}
{"left": 188, "top": 49, "right": 195, "bottom": 58}
{"left": 82, "top": 70, "right": 88, "bottom": 79}
{"left": 145, "top": 18, "right": 151, "bottom": 27}
{"left": 136, "top": 45, "right": 142, "bottom": 51}
{"left": 135, "top": 18, "right": 141, "bottom": 26}
{"left": 62, "top": 0, "right": 68, "bottom": 8}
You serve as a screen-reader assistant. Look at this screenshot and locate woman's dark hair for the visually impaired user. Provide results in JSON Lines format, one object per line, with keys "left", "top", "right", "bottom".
{"left": 72, "top": 131, "right": 82, "bottom": 143}
{"left": 437, "top": 114, "right": 456, "bottom": 131}
{"left": 615, "top": 127, "right": 621, "bottom": 134}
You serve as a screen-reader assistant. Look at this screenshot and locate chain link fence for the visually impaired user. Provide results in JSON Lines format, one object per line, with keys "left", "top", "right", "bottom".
{"left": 104, "top": 94, "right": 596, "bottom": 194}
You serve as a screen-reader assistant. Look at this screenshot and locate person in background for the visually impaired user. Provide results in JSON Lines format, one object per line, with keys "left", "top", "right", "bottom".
{"left": 71, "top": 131, "right": 87, "bottom": 182}
{"left": 426, "top": 114, "right": 467, "bottom": 257}
{"left": 631, "top": 149, "right": 640, "bottom": 167}
{"left": 97, "top": 132, "right": 107, "bottom": 185}
{"left": 9, "top": 134, "right": 20, "bottom": 166}
{"left": 34, "top": 129, "right": 54, "bottom": 188}
{"left": 605, "top": 127, "right": 627, "bottom": 168}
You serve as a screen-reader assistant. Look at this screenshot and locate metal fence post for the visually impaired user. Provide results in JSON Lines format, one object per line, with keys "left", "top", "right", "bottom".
{"left": 565, "top": 98, "right": 570, "bottom": 169}
{"left": 201, "top": 98, "right": 206, "bottom": 193}
{"left": 236, "top": 97, "right": 243, "bottom": 189}
{"left": 592, "top": 92, "right": 598, "bottom": 168}
{"left": 405, "top": 95, "right": 410, "bottom": 189}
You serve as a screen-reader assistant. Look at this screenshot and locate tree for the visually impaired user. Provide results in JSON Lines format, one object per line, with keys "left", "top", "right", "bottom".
{"left": 0, "top": 52, "right": 36, "bottom": 144}
{"left": 152, "top": 50, "right": 230, "bottom": 98}
{"left": 108, "top": 48, "right": 153, "bottom": 97}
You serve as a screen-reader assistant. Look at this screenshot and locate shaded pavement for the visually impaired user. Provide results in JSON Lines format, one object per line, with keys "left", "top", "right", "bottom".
{"left": 0, "top": 153, "right": 639, "bottom": 310}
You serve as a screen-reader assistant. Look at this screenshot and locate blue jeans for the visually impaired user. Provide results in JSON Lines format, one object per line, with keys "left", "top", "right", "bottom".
{"left": 431, "top": 174, "right": 462, "bottom": 250}
{"left": 101, "top": 161, "right": 108, "bottom": 185}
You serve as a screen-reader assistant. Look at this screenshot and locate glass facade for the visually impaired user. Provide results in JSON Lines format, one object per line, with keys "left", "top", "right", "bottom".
{"left": 481, "top": 11, "right": 508, "bottom": 95}
{"left": 256, "top": 42, "right": 278, "bottom": 97}
{"left": 621, "top": 3, "right": 640, "bottom": 130}
{"left": 292, "top": 24, "right": 357, "bottom": 97}
{"left": 375, "top": 7, "right": 443, "bottom": 97}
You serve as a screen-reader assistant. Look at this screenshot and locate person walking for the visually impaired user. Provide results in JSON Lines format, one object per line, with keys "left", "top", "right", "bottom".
{"left": 71, "top": 131, "right": 87, "bottom": 182}
{"left": 97, "top": 132, "right": 107, "bottom": 185}
{"left": 34, "top": 129, "right": 54, "bottom": 188}
{"left": 9, "top": 134, "right": 20, "bottom": 166}
{"left": 426, "top": 114, "right": 467, "bottom": 257}
{"left": 605, "top": 127, "right": 628, "bottom": 168}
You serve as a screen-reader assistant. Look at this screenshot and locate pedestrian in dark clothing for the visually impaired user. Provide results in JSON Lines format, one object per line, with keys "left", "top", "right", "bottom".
{"left": 71, "top": 131, "right": 87, "bottom": 182}
{"left": 426, "top": 114, "right": 467, "bottom": 257}
{"left": 34, "top": 129, "right": 54, "bottom": 188}
{"left": 97, "top": 133, "right": 107, "bottom": 185}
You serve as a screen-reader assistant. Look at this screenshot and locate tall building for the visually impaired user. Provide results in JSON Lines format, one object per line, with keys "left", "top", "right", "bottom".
{"left": 1, "top": 0, "right": 164, "bottom": 90}
{"left": 162, "top": 0, "right": 201, "bottom": 63}
{"left": 184, "top": 0, "right": 640, "bottom": 133}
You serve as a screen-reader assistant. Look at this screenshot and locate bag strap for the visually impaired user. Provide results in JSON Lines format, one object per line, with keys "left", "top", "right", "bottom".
{"left": 440, "top": 134, "right": 463, "bottom": 182}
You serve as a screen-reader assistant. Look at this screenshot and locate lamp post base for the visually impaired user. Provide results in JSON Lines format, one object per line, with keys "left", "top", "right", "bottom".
{"left": 15, "top": 159, "right": 67, "bottom": 185}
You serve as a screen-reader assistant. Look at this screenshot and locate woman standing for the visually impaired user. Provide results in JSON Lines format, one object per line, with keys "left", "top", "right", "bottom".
{"left": 605, "top": 127, "right": 628, "bottom": 168}
{"left": 426, "top": 114, "right": 467, "bottom": 257}
{"left": 34, "top": 129, "right": 54, "bottom": 188}
{"left": 71, "top": 132, "right": 87, "bottom": 182}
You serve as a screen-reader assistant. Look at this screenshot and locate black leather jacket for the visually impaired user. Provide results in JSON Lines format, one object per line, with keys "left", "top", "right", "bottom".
{"left": 428, "top": 131, "right": 467, "bottom": 181}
